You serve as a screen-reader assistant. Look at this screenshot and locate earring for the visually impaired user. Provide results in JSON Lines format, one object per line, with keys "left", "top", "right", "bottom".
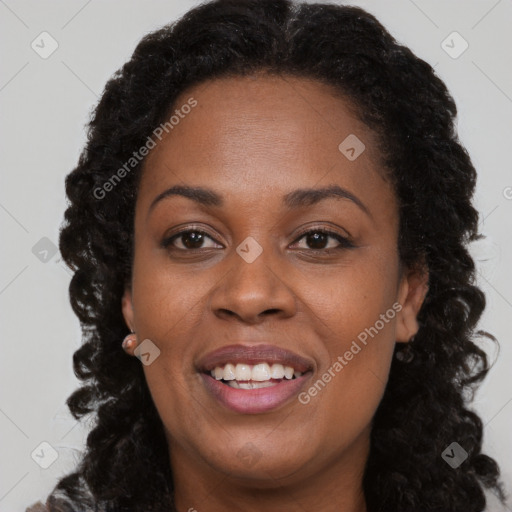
{"left": 122, "top": 330, "right": 137, "bottom": 352}
{"left": 395, "top": 335, "right": 415, "bottom": 363}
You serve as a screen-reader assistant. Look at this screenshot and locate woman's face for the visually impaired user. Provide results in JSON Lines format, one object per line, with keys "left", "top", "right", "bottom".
{"left": 122, "top": 74, "right": 427, "bottom": 490}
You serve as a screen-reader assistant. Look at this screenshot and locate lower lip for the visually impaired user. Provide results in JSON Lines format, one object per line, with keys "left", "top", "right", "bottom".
{"left": 200, "top": 373, "right": 310, "bottom": 414}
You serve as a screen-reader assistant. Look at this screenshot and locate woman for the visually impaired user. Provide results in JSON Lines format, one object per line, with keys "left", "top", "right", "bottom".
{"left": 28, "top": 0, "right": 506, "bottom": 510}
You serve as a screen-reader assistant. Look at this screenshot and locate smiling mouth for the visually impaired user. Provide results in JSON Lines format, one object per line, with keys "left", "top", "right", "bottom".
{"left": 197, "top": 343, "right": 314, "bottom": 413}
{"left": 208, "top": 362, "right": 304, "bottom": 389}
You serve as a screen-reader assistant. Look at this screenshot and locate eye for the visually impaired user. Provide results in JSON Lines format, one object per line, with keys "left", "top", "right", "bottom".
{"left": 161, "top": 229, "right": 222, "bottom": 251}
{"left": 161, "top": 227, "right": 354, "bottom": 253}
{"left": 291, "top": 228, "right": 354, "bottom": 252}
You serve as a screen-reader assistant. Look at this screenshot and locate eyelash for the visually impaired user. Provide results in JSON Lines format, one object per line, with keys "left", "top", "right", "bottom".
{"left": 161, "top": 226, "right": 355, "bottom": 253}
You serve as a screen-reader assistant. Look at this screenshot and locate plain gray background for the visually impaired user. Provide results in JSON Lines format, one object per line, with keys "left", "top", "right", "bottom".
{"left": 1, "top": 1, "right": 511, "bottom": 510}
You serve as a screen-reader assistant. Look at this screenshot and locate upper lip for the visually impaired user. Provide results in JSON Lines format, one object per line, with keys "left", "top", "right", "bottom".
{"left": 197, "top": 344, "right": 314, "bottom": 374}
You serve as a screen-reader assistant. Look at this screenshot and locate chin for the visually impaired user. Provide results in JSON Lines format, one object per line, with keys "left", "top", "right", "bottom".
{"left": 202, "top": 437, "right": 315, "bottom": 484}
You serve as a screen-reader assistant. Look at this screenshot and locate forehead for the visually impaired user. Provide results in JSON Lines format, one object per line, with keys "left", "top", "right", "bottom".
{"left": 138, "top": 73, "right": 392, "bottom": 215}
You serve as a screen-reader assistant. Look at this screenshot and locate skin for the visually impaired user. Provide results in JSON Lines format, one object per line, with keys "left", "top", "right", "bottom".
{"left": 122, "top": 73, "right": 428, "bottom": 512}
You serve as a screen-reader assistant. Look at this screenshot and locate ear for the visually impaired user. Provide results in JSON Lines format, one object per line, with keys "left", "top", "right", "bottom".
{"left": 395, "top": 265, "right": 429, "bottom": 342}
{"left": 122, "top": 286, "right": 135, "bottom": 333}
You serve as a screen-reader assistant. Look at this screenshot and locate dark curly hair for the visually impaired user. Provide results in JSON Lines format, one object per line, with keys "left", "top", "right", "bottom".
{"left": 32, "top": 0, "right": 507, "bottom": 510}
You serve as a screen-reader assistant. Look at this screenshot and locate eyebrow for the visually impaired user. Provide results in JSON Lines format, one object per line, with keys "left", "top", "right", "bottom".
{"left": 148, "top": 184, "right": 370, "bottom": 217}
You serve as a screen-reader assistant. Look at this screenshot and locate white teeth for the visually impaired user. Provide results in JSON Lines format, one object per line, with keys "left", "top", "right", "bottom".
{"left": 235, "top": 364, "right": 252, "bottom": 380}
{"left": 209, "top": 362, "right": 304, "bottom": 383}
{"left": 270, "top": 364, "right": 285, "bottom": 379}
{"left": 223, "top": 363, "right": 236, "bottom": 381}
{"left": 252, "top": 363, "right": 271, "bottom": 381}
{"left": 228, "top": 381, "right": 276, "bottom": 389}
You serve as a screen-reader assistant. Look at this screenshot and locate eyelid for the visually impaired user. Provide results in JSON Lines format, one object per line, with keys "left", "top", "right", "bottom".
{"left": 161, "top": 225, "right": 222, "bottom": 249}
{"left": 290, "top": 226, "right": 355, "bottom": 250}
{"left": 161, "top": 223, "right": 355, "bottom": 252}
{"left": 292, "top": 223, "right": 352, "bottom": 242}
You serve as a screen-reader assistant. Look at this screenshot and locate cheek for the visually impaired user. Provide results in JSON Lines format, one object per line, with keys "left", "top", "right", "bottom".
{"left": 304, "top": 331, "right": 394, "bottom": 456}
{"left": 131, "top": 240, "right": 214, "bottom": 339}
{"left": 130, "top": 265, "right": 207, "bottom": 445}
{"left": 298, "top": 253, "right": 400, "bottom": 442}
{"left": 306, "top": 248, "right": 399, "bottom": 353}
{"left": 129, "top": 245, "right": 214, "bottom": 414}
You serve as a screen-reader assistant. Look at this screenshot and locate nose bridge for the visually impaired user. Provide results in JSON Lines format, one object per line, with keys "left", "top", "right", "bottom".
{"left": 209, "top": 232, "right": 296, "bottom": 322}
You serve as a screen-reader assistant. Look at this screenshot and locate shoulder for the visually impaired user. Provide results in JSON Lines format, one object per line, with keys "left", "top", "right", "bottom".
{"left": 25, "top": 502, "right": 49, "bottom": 512}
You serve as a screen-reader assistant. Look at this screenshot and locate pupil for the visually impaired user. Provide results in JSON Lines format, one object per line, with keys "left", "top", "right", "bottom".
{"left": 181, "top": 231, "right": 329, "bottom": 250}
{"left": 183, "top": 231, "right": 204, "bottom": 249}
{"left": 307, "top": 232, "right": 327, "bottom": 249}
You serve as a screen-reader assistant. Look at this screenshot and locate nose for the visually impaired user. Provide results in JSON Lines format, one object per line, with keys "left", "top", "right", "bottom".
{"left": 209, "top": 243, "right": 296, "bottom": 324}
